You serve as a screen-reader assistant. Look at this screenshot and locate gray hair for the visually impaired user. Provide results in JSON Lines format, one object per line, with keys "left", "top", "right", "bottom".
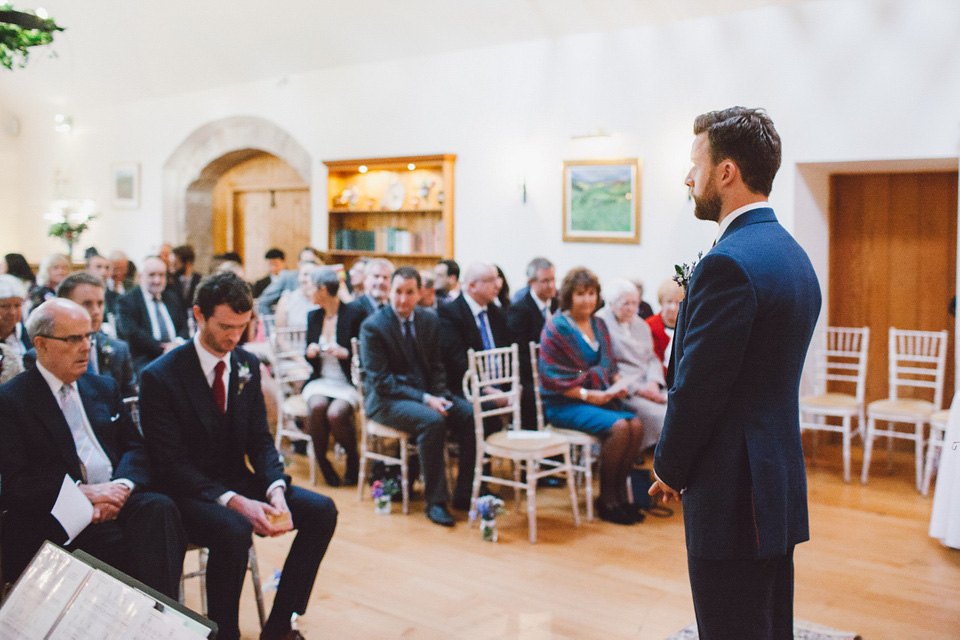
{"left": 419, "top": 270, "right": 436, "bottom": 288}
{"left": 0, "top": 274, "right": 27, "bottom": 299}
{"left": 605, "top": 278, "right": 640, "bottom": 307}
{"left": 365, "top": 257, "right": 395, "bottom": 275}
{"left": 309, "top": 266, "right": 341, "bottom": 296}
{"left": 526, "top": 257, "right": 553, "bottom": 281}
{"left": 25, "top": 298, "right": 85, "bottom": 341}
{"left": 37, "top": 253, "right": 69, "bottom": 286}
{"left": 463, "top": 261, "right": 495, "bottom": 285}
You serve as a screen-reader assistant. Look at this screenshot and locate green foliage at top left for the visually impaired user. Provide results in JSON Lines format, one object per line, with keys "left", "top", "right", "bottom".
{"left": 0, "top": 4, "right": 64, "bottom": 70}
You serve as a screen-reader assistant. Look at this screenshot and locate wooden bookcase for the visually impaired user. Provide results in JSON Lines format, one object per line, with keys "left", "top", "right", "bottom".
{"left": 324, "top": 154, "right": 456, "bottom": 271}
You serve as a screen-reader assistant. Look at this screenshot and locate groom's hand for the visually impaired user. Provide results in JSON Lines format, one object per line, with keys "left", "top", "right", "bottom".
{"left": 648, "top": 469, "right": 682, "bottom": 503}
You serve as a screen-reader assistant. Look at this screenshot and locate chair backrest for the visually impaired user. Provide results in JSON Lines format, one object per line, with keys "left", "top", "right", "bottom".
{"left": 811, "top": 326, "right": 870, "bottom": 403}
{"left": 260, "top": 313, "right": 277, "bottom": 339}
{"left": 350, "top": 337, "right": 372, "bottom": 431}
{"left": 888, "top": 328, "right": 949, "bottom": 408}
{"left": 529, "top": 342, "right": 547, "bottom": 430}
{"left": 465, "top": 344, "right": 522, "bottom": 439}
{"left": 270, "top": 325, "right": 308, "bottom": 361}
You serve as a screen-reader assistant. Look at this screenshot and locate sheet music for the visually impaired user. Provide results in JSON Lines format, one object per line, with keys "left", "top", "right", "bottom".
{"left": 47, "top": 569, "right": 154, "bottom": 639}
{"left": 0, "top": 544, "right": 91, "bottom": 639}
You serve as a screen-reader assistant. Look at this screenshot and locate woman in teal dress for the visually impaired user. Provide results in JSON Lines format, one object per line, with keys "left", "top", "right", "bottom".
{"left": 539, "top": 267, "right": 645, "bottom": 525}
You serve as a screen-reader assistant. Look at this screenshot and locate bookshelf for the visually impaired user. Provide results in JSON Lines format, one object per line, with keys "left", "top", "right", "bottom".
{"left": 324, "top": 154, "right": 455, "bottom": 270}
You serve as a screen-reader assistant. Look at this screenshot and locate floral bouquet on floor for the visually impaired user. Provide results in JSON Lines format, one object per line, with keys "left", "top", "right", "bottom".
{"left": 371, "top": 478, "right": 399, "bottom": 514}
{"left": 475, "top": 495, "right": 505, "bottom": 542}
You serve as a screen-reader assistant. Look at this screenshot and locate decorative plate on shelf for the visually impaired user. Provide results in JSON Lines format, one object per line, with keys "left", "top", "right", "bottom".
{"left": 381, "top": 180, "right": 405, "bottom": 210}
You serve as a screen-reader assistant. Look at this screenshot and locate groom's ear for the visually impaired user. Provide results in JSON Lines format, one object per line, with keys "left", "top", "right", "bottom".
{"left": 717, "top": 158, "right": 740, "bottom": 187}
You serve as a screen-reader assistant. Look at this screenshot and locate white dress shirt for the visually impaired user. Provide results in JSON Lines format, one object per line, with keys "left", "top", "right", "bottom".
{"left": 462, "top": 292, "right": 496, "bottom": 348}
{"left": 140, "top": 287, "right": 177, "bottom": 342}
{"left": 716, "top": 201, "right": 770, "bottom": 244}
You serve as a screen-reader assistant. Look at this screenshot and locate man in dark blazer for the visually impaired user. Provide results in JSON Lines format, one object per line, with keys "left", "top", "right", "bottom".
{"left": 140, "top": 272, "right": 337, "bottom": 640}
{"left": 256, "top": 246, "right": 321, "bottom": 315}
{"left": 505, "top": 257, "right": 557, "bottom": 429}
{"left": 650, "top": 107, "right": 821, "bottom": 639}
{"left": 359, "top": 267, "right": 475, "bottom": 525}
{"left": 0, "top": 299, "right": 186, "bottom": 598}
{"left": 23, "top": 273, "right": 138, "bottom": 397}
{"left": 252, "top": 247, "right": 288, "bottom": 299}
{"left": 117, "top": 255, "right": 189, "bottom": 372}
{"left": 437, "top": 261, "right": 511, "bottom": 398}
{"left": 353, "top": 257, "right": 394, "bottom": 316}
{"left": 166, "top": 244, "right": 203, "bottom": 318}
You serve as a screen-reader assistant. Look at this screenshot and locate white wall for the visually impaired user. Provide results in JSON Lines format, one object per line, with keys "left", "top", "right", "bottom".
{"left": 2, "top": 0, "right": 959, "bottom": 306}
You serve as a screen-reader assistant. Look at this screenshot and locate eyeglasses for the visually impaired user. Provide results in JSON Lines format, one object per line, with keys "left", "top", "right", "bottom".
{"left": 40, "top": 332, "right": 95, "bottom": 345}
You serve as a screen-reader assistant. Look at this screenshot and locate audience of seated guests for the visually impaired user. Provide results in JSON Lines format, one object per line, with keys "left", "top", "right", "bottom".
{"left": 22, "top": 272, "right": 138, "bottom": 397}
{"left": 257, "top": 246, "right": 322, "bottom": 315}
{"left": 168, "top": 244, "right": 202, "bottom": 313}
{"left": 627, "top": 276, "right": 655, "bottom": 320}
{"left": 438, "top": 261, "right": 511, "bottom": 399}
{"left": 433, "top": 259, "right": 460, "bottom": 306}
{"left": 275, "top": 261, "right": 320, "bottom": 329}
{"left": 0, "top": 274, "right": 31, "bottom": 367}
{"left": 359, "top": 267, "right": 476, "bottom": 527}
{"left": 29, "top": 252, "right": 70, "bottom": 311}
{"left": 302, "top": 267, "right": 368, "bottom": 487}
{"left": 353, "top": 258, "right": 394, "bottom": 315}
{"left": 538, "top": 267, "right": 645, "bottom": 525}
{"left": 417, "top": 270, "right": 438, "bottom": 311}
{"left": 252, "top": 247, "right": 288, "bottom": 298}
{"left": 647, "top": 277, "right": 684, "bottom": 376}
{"left": 139, "top": 273, "right": 337, "bottom": 640}
{"left": 596, "top": 278, "right": 667, "bottom": 453}
{"left": 494, "top": 264, "right": 511, "bottom": 309}
{"left": 0, "top": 342, "right": 23, "bottom": 384}
{"left": 506, "top": 256, "right": 557, "bottom": 429}
{"left": 3, "top": 252, "right": 36, "bottom": 294}
{"left": 118, "top": 255, "right": 189, "bottom": 372}
{"left": 0, "top": 298, "right": 187, "bottom": 599}
{"left": 108, "top": 250, "right": 135, "bottom": 294}
{"left": 346, "top": 257, "right": 368, "bottom": 297}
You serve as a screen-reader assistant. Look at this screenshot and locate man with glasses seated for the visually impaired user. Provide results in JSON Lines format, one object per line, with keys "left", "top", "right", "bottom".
{"left": 0, "top": 298, "right": 186, "bottom": 599}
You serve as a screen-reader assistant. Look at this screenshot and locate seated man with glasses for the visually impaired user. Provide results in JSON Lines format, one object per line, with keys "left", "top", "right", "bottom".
{"left": 0, "top": 298, "right": 187, "bottom": 599}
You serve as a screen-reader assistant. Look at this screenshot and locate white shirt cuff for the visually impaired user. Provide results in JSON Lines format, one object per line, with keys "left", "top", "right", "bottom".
{"left": 266, "top": 480, "right": 286, "bottom": 499}
{"left": 218, "top": 490, "right": 237, "bottom": 507}
{"left": 113, "top": 478, "right": 135, "bottom": 491}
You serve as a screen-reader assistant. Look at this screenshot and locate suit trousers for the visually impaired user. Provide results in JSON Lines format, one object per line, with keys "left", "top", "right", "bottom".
{"left": 371, "top": 396, "right": 475, "bottom": 506}
{"left": 687, "top": 546, "right": 795, "bottom": 640}
{"left": 175, "top": 485, "right": 338, "bottom": 640}
{"left": 1, "top": 491, "right": 186, "bottom": 601}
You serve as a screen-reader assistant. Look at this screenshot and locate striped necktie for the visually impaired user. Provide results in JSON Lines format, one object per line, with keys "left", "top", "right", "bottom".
{"left": 59, "top": 385, "right": 112, "bottom": 484}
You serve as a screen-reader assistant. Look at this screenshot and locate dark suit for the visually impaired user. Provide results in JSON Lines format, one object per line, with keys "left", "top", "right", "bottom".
{"left": 654, "top": 208, "right": 821, "bottom": 638}
{"left": 305, "top": 301, "right": 368, "bottom": 382}
{"left": 506, "top": 291, "right": 557, "bottom": 428}
{"left": 139, "top": 343, "right": 337, "bottom": 640}
{"left": 166, "top": 271, "right": 202, "bottom": 319}
{"left": 117, "top": 286, "right": 188, "bottom": 372}
{"left": 437, "top": 294, "right": 511, "bottom": 398}
{"left": 104, "top": 288, "right": 121, "bottom": 319}
{"left": 354, "top": 293, "right": 382, "bottom": 317}
{"left": 252, "top": 274, "right": 273, "bottom": 299}
{"left": 23, "top": 331, "right": 138, "bottom": 398}
{"left": 0, "top": 368, "right": 186, "bottom": 598}
{"left": 359, "top": 306, "right": 475, "bottom": 507}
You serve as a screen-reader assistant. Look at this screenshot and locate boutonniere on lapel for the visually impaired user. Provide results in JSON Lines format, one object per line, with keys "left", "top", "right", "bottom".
{"left": 100, "top": 341, "right": 114, "bottom": 364}
{"left": 236, "top": 362, "right": 252, "bottom": 395}
{"left": 673, "top": 252, "right": 703, "bottom": 290}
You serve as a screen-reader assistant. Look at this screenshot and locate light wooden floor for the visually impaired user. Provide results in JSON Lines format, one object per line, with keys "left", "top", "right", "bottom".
{"left": 182, "top": 441, "right": 960, "bottom": 639}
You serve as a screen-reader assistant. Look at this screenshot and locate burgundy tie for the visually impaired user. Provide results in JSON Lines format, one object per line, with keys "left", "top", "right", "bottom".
{"left": 213, "top": 360, "right": 226, "bottom": 414}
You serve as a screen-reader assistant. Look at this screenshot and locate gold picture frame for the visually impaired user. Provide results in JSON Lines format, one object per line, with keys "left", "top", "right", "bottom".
{"left": 562, "top": 158, "right": 641, "bottom": 244}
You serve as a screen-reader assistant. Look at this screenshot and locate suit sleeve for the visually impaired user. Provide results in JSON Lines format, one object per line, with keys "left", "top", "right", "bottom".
{"left": 359, "top": 318, "right": 427, "bottom": 402}
{"left": 0, "top": 389, "right": 64, "bottom": 515}
{"left": 257, "top": 272, "right": 290, "bottom": 315}
{"left": 654, "top": 252, "right": 757, "bottom": 492}
{"left": 139, "top": 363, "right": 231, "bottom": 501}
{"left": 114, "top": 340, "right": 139, "bottom": 397}
{"left": 117, "top": 293, "right": 163, "bottom": 359}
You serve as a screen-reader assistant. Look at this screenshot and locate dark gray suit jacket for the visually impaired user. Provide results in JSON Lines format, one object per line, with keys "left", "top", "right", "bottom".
{"left": 23, "top": 331, "right": 138, "bottom": 398}
{"left": 117, "top": 286, "right": 189, "bottom": 372}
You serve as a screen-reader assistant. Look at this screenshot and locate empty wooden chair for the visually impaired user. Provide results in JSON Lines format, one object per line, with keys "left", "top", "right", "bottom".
{"left": 922, "top": 409, "right": 951, "bottom": 496}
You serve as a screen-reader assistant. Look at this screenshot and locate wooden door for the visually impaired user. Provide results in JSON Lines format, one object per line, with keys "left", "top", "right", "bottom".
{"left": 829, "top": 171, "right": 957, "bottom": 407}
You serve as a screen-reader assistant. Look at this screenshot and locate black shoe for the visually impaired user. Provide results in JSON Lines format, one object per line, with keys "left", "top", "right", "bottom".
{"left": 595, "top": 498, "right": 636, "bottom": 525}
{"left": 537, "top": 476, "right": 566, "bottom": 488}
{"left": 626, "top": 502, "right": 647, "bottom": 522}
{"left": 426, "top": 504, "right": 455, "bottom": 527}
{"left": 451, "top": 496, "right": 471, "bottom": 511}
{"left": 317, "top": 457, "right": 341, "bottom": 487}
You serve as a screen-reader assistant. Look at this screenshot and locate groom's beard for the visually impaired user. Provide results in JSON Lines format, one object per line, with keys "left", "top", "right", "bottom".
{"left": 693, "top": 190, "right": 722, "bottom": 222}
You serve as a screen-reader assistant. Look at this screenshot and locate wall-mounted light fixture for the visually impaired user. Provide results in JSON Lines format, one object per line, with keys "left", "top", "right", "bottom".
{"left": 570, "top": 127, "right": 611, "bottom": 141}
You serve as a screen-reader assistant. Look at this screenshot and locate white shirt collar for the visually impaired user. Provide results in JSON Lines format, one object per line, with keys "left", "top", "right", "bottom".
{"left": 35, "top": 359, "right": 77, "bottom": 397}
{"left": 193, "top": 332, "right": 231, "bottom": 383}
{"left": 463, "top": 292, "right": 487, "bottom": 319}
{"left": 140, "top": 286, "right": 163, "bottom": 304}
{"left": 716, "top": 201, "right": 770, "bottom": 243}
{"left": 530, "top": 291, "right": 550, "bottom": 314}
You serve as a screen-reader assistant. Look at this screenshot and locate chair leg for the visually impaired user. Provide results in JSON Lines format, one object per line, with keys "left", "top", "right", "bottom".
{"left": 356, "top": 453, "right": 367, "bottom": 502}
{"left": 861, "top": 417, "right": 875, "bottom": 484}
{"left": 583, "top": 445, "right": 594, "bottom": 522}
{"left": 307, "top": 439, "right": 317, "bottom": 486}
{"left": 914, "top": 422, "right": 925, "bottom": 492}
{"left": 514, "top": 462, "right": 523, "bottom": 514}
{"left": 526, "top": 461, "right": 537, "bottom": 543}
{"left": 841, "top": 415, "right": 852, "bottom": 483}
{"left": 400, "top": 438, "right": 410, "bottom": 515}
{"left": 922, "top": 438, "right": 939, "bottom": 497}
{"left": 248, "top": 545, "right": 266, "bottom": 629}
{"left": 564, "top": 448, "right": 580, "bottom": 527}
{"left": 198, "top": 548, "right": 209, "bottom": 618}
{"left": 469, "top": 451, "right": 483, "bottom": 525}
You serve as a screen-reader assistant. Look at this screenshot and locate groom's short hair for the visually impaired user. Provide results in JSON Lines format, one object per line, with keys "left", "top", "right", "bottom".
{"left": 195, "top": 272, "right": 253, "bottom": 318}
{"left": 693, "top": 106, "right": 781, "bottom": 197}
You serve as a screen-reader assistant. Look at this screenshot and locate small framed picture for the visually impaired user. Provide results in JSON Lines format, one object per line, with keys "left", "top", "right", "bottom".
{"left": 112, "top": 163, "right": 140, "bottom": 208}
{"left": 562, "top": 158, "right": 641, "bottom": 244}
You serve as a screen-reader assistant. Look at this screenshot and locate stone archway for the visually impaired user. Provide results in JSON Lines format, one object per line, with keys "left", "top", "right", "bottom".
{"left": 162, "top": 116, "right": 313, "bottom": 271}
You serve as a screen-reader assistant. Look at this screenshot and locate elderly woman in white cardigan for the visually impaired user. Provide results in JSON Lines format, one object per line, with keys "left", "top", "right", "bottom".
{"left": 596, "top": 278, "right": 667, "bottom": 451}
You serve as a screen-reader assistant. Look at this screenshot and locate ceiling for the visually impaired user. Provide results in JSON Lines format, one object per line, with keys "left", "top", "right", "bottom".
{"left": 0, "top": 0, "right": 811, "bottom": 111}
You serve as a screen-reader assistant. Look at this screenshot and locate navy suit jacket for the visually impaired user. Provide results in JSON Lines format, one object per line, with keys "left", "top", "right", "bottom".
{"left": 117, "top": 286, "right": 189, "bottom": 372}
{"left": 305, "top": 300, "right": 369, "bottom": 382}
{"left": 139, "top": 343, "right": 286, "bottom": 503}
{"left": 654, "top": 208, "right": 821, "bottom": 559}
{"left": 506, "top": 291, "right": 557, "bottom": 385}
{"left": 438, "top": 294, "right": 511, "bottom": 397}
{"left": 23, "top": 331, "right": 138, "bottom": 398}
{"left": 358, "top": 306, "right": 450, "bottom": 418}
{"left": 0, "top": 369, "right": 149, "bottom": 536}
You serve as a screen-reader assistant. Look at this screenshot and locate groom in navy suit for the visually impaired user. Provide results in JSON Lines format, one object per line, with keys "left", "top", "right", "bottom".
{"left": 140, "top": 273, "right": 337, "bottom": 640}
{"left": 649, "top": 107, "right": 821, "bottom": 639}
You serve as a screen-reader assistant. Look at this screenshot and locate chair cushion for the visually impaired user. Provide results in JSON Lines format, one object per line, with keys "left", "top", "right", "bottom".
{"left": 545, "top": 426, "right": 600, "bottom": 445}
{"left": 929, "top": 409, "right": 950, "bottom": 428}
{"left": 800, "top": 393, "right": 859, "bottom": 410}
{"left": 868, "top": 398, "right": 936, "bottom": 418}
{"left": 282, "top": 395, "right": 309, "bottom": 417}
{"left": 486, "top": 430, "right": 569, "bottom": 451}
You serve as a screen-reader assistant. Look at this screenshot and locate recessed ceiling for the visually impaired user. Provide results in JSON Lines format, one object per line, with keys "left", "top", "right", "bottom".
{"left": 0, "top": 0, "right": 813, "bottom": 111}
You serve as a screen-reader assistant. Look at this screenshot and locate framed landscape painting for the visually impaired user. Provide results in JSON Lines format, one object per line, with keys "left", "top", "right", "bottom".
{"left": 112, "top": 162, "right": 140, "bottom": 208}
{"left": 562, "top": 158, "right": 641, "bottom": 244}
